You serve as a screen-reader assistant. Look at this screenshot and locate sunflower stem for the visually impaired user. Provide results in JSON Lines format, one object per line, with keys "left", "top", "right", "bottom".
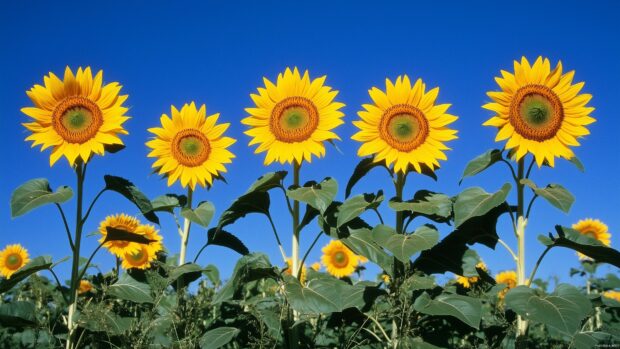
{"left": 289, "top": 160, "right": 301, "bottom": 348}
{"left": 515, "top": 158, "right": 528, "bottom": 340}
{"left": 178, "top": 187, "right": 194, "bottom": 289}
{"left": 392, "top": 171, "right": 406, "bottom": 349}
{"left": 298, "top": 231, "right": 323, "bottom": 279}
{"left": 66, "top": 161, "right": 85, "bottom": 349}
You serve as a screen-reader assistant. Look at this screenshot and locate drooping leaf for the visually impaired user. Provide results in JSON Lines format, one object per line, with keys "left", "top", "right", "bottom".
{"left": 107, "top": 273, "right": 153, "bottom": 304}
{"left": 167, "top": 263, "right": 204, "bottom": 286}
{"left": 202, "top": 264, "right": 220, "bottom": 286}
{"left": 213, "top": 253, "right": 277, "bottom": 304}
{"left": 299, "top": 204, "right": 320, "bottom": 233}
{"left": 453, "top": 183, "right": 511, "bottom": 227}
{"left": 181, "top": 201, "right": 215, "bottom": 227}
{"left": 568, "top": 156, "right": 585, "bottom": 172}
{"left": 373, "top": 224, "right": 439, "bottom": 263}
{"left": 345, "top": 157, "right": 392, "bottom": 198}
{"left": 0, "top": 256, "right": 53, "bottom": 293}
{"left": 320, "top": 201, "right": 372, "bottom": 238}
{"left": 150, "top": 194, "right": 187, "bottom": 214}
{"left": 217, "top": 191, "right": 270, "bottom": 229}
{"left": 207, "top": 228, "right": 249, "bottom": 255}
{"left": 389, "top": 190, "right": 453, "bottom": 224}
{"left": 0, "top": 301, "right": 37, "bottom": 327}
{"left": 287, "top": 178, "right": 338, "bottom": 213}
{"left": 459, "top": 149, "right": 503, "bottom": 183}
{"left": 199, "top": 327, "right": 240, "bottom": 349}
{"left": 521, "top": 179, "right": 574, "bottom": 213}
{"left": 105, "top": 226, "right": 155, "bottom": 244}
{"left": 505, "top": 284, "right": 592, "bottom": 335}
{"left": 539, "top": 226, "right": 620, "bottom": 268}
{"left": 413, "top": 292, "right": 482, "bottom": 329}
{"left": 11, "top": 178, "right": 73, "bottom": 218}
{"left": 337, "top": 190, "right": 383, "bottom": 228}
{"left": 341, "top": 228, "right": 393, "bottom": 274}
{"left": 246, "top": 171, "right": 287, "bottom": 193}
{"left": 104, "top": 175, "right": 159, "bottom": 224}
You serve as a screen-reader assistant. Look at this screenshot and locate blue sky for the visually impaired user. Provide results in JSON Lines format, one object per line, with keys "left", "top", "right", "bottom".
{"left": 1, "top": 1, "right": 618, "bottom": 285}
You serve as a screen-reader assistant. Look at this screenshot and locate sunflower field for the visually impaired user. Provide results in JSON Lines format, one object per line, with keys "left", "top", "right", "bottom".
{"left": 2, "top": 3, "right": 620, "bottom": 349}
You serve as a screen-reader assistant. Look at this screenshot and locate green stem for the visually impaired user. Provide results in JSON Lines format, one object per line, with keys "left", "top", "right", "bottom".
{"left": 66, "top": 161, "right": 85, "bottom": 349}
{"left": 526, "top": 246, "right": 551, "bottom": 287}
{"left": 55, "top": 204, "right": 74, "bottom": 251}
{"left": 267, "top": 213, "right": 287, "bottom": 262}
{"left": 395, "top": 172, "right": 405, "bottom": 235}
{"left": 289, "top": 160, "right": 301, "bottom": 349}
{"left": 392, "top": 171, "right": 406, "bottom": 349}
{"left": 178, "top": 187, "right": 194, "bottom": 289}
{"left": 76, "top": 242, "right": 104, "bottom": 283}
{"left": 298, "top": 231, "right": 323, "bottom": 279}
{"left": 516, "top": 157, "right": 528, "bottom": 339}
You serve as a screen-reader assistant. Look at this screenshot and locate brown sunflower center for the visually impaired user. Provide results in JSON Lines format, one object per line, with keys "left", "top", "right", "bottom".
{"left": 379, "top": 104, "right": 429, "bottom": 152}
{"left": 509, "top": 84, "right": 564, "bottom": 141}
{"left": 5, "top": 254, "right": 22, "bottom": 270}
{"left": 52, "top": 96, "right": 103, "bottom": 144}
{"left": 172, "top": 129, "right": 211, "bottom": 167}
{"left": 270, "top": 97, "right": 319, "bottom": 143}
{"left": 331, "top": 251, "right": 349, "bottom": 268}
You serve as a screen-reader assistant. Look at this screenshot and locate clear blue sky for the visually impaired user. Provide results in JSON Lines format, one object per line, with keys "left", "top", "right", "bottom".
{"left": 1, "top": 1, "right": 618, "bottom": 285}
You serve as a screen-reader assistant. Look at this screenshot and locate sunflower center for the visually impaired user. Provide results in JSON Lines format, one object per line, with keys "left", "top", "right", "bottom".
{"left": 582, "top": 230, "right": 597, "bottom": 239}
{"left": 52, "top": 96, "right": 103, "bottom": 144}
{"left": 6, "top": 254, "right": 22, "bottom": 270}
{"left": 510, "top": 85, "right": 564, "bottom": 141}
{"left": 172, "top": 129, "right": 211, "bottom": 167}
{"left": 270, "top": 97, "right": 319, "bottom": 143}
{"left": 128, "top": 248, "right": 149, "bottom": 265}
{"left": 379, "top": 104, "right": 429, "bottom": 152}
{"left": 332, "top": 251, "right": 349, "bottom": 268}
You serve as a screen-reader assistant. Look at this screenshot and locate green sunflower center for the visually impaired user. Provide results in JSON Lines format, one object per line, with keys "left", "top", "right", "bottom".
{"left": 6, "top": 254, "right": 21, "bottom": 269}
{"left": 510, "top": 85, "right": 564, "bottom": 141}
{"left": 172, "top": 129, "right": 211, "bottom": 167}
{"left": 52, "top": 96, "right": 103, "bottom": 144}
{"left": 130, "top": 250, "right": 144, "bottom": 261}
{"left": 582, "top": 230, "right": 597, "bottom": 239}
{"left": 271, "top": 97, "right": 319, "bottom": 143}
{"left": 332, "top": 251, "right": 348, "bottom": 268}
{"left": 380, "top": 104, "right": 429, "bottom": 152}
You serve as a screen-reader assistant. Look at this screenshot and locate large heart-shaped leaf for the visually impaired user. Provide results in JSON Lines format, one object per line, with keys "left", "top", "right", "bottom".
{"left": 11, "top": 178, "right": 73, "bottom": 218}
{"left": 108, "top": 273, "right": 153, "bottom": 304}
{"left": 287, "top": 178, "right": 338, "bottom": 213}
{"left": 389, "top": 190, "right": 453, "bottom": 224}
{"left": 213, "top": 253, "right": 277, "bottom": 304}
{"left": 459, "top": 149, "right": 503, "bottom": 184}
{"left": 341, "top": 228, "right": 393, "bottom": 274}
{"left": 207, "top": 228, "right": 249, "bottom": 255}
{"left": 104, "top": 175, "right": 159, "bottom": 224}
{"left": 337, "top": 190, "right": 383, "bottom": 228}
{"left": 246, "top": 171, "right": 287, "bottom": 193}
{"left": 521, "top": 179, "right": 574, "bottom": 213}
{"left": 181, "top": 201, "right": 215, "bottom": 227}
{"left": 199, "top": 327, "right": 240, "bottom": 349}
{"left": 150, "top": 194, "right": 187, "bottom": 214}
{"left": 413, "top": 292, "right": 482, "bottom": 329}
{"left": 105, "top": 227, "right": 155, "bottom": 244}
{"left": 0, "top": 256, "right": 53, "bottom": 293}
{"left": 0, "top": 301, "right": 37, "bottom": 326}
{"left": 217, "top": 191, "right": 270, "bottom": 229}
{"left": 345, "top": 157, "right": 393, "bottom": 198}
{"left": 373, "top": 225, "right": 439, "bottom": 263}
{"left": 453, "top": 183, "right": 511, "bottom": 227}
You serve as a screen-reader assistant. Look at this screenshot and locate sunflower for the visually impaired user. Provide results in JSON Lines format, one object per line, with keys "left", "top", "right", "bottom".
{"left": 136, "top": 224, "right": 164, "bottom": 255}
{"left": 98, "top": 214, "right": 143, "bottom": 257}
{"left": 78, "top": 280, "right": 93, "bottom": 295}
{"left": 483, "top": 56, "right": 595, "bottom": 167}
{"left": 381, "top": 274, "right": 391, "bottom": 284}
{"left": 603, "top": 290, "right": 620, "bottom": 302}
{"left": 243, "top": 67, "right": 345, "bottom": 165}
{"left": 352, "top": 75, "right": 458, "bottom": 174}
{"left": 0, "top": 244, "right": 30, "bottom": 279}
{"left": 22, "top": 67, "right": 129, "bottom": 166}
{"left": 147, "top": 102, "right": 236, "bottom": 190}
{"left": 321, "top": 240, "right": 359, "bottom": 278}
{"left": 120, "top": 244, "right": 159, "bottom": 270}
{"left": 311, "top": 262, "right": 321, "bottom": 271}
{"left": 572, "top": 218, "right": 611, "bottom": 259}
{"left": 496, "top": 270, "right": 517, "bottom": 299}
{"left": 284, "top": 258, "right": 308, "bottom": 284}
{"left": 455, "top": 262, "right": 488, "bottom": 289}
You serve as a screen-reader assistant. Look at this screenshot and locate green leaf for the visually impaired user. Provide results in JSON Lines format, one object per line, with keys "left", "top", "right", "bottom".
{"left": 453, "top": 183, "right": 511, "bottom": 227}
{"left": 400, "top": 275, "right": 436, "bottom": 293}
{"left": 345, "top": 157, "right": 392, "bottom": 198}
{"left": 284, "top": 276, "right": 382, "bottom": 314}
{"left": 568, "top": 156, "right": 585, "bottom": 172}
{"left": 505, "top": 284, "right": 592, "bottom": 335}
{"left": 181, "top": 201, "right": 215, "bottom": 227}
{"left": 319, "top": 201, "right": 372, "bottom": 238}
{"left": 217, "top": 191, "right": 270, "bottom": 228}
{"left": 287, "top": 178, "right": 338, "bottom": 213}
{"left": 540, "top": 226, "right": 620, "bottom": 268}
{"left": 150, "top": 194, "right": 186, "bottom": 214}
{"left": 105, "top": 226, "right": 155, "bottom": 244}
{"left": 246, "top": 171, "right": 287, "bottom": 193}
{"left": 337, "top": 190, "right": 383, "bottom": 228}
{"left": 572, "top": 332, "right": 615, "bottom": 349}
{"left": 0, "top": 256, "right": 53, "bottom": 293}
{"left": 203, "top": 264, "right": 220, "bottom": 286}
{"left": 207, "top": 228, "right": 249, "bottom": 255}
{"left": 104, "top": 175, "right": 159, "bottom": 224}
{"left": 79, "top": 310, "right": 133, "bottom": 335}
{"left": 11, "top": 178, "right": 73, "bottom": 218}
{"left": 521, "top": 179, "right": 574, "bottom": 213}
{"left": 341, "top": 228, "right": 393, "bottom": 274}
{"left": 168, "top": 263, "right": 203, "bottom": 286}
{"left": 459, "top": 149, "right": 503, "bottom": 183}
{"left": 107, "top": 273, "right": 153, "bottom": 303}
{"left": 199, "top": 327, "right": 240, "bottom": 349}
{"left": 0, "top": 301, "right": 37, "bottom": 327}
{"left": 413, "top": 292, "right": 482, "bottom": 329}
{"left": 373, "top": 224, "right": 439, "bottom": 263}
{"left": 213, "top": 253, "right": 277, "bottom": 304}
{"left": 389, "top": 190, "right": 452, "bottom": 224}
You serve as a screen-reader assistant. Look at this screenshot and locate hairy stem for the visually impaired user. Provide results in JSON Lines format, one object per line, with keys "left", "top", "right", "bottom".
{"left": 289, "top": 160, "right": 301, "bottom": 348}
{"left": 178, "top": 187, "right": 194, "bottom": 289}
{"left": 516, "top": 158, "right": 528, "bottom": 338}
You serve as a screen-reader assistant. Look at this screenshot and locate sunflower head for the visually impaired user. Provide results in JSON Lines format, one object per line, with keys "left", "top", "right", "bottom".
{"left": 572, "top": 218, "right": 611, "bottom": 260}
{"left": 121, "top": 244, "right": 159, "bottom": 270}
{"left": 0, "top": 244, "right": 30, "bottom": 279}
{"left": 284, "top": 258, "right": 307, "bottom": 284}
{"left": 22, "top": 67, "right": 129, "bottom": 166}
{"left": 496, "top": 270, "right": 517, "bottom": 300}
{"left": 352, "top": 75, "right": 458, "bottom": 174}
{"left": 603, "top": 290, "right": 620, "bottom": 302}
{"left": 381, "top": 274, "right": 391, "bottom": 284}
{"left": 98, "top": 213, "right": 143, "bottom": 257}
{"left": 321, "top": 240, "right": 359, "bottom": 278}
{"left": 311, "top": 262, "right": 321, "bottom": 271}
{"left": 483, "top": 56, "right": 595, "bottom": 167}
{"left": 78, "top": 280, "right": 94, "bottom": 295}
{"left": 147, "top": 102, "right": 236, "bottom": 190}
{"left": 243, "top": 67, "right": 345, "bottom": 165}
{"left": 455, "top": 262, "right": 488, "bottom": 289}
